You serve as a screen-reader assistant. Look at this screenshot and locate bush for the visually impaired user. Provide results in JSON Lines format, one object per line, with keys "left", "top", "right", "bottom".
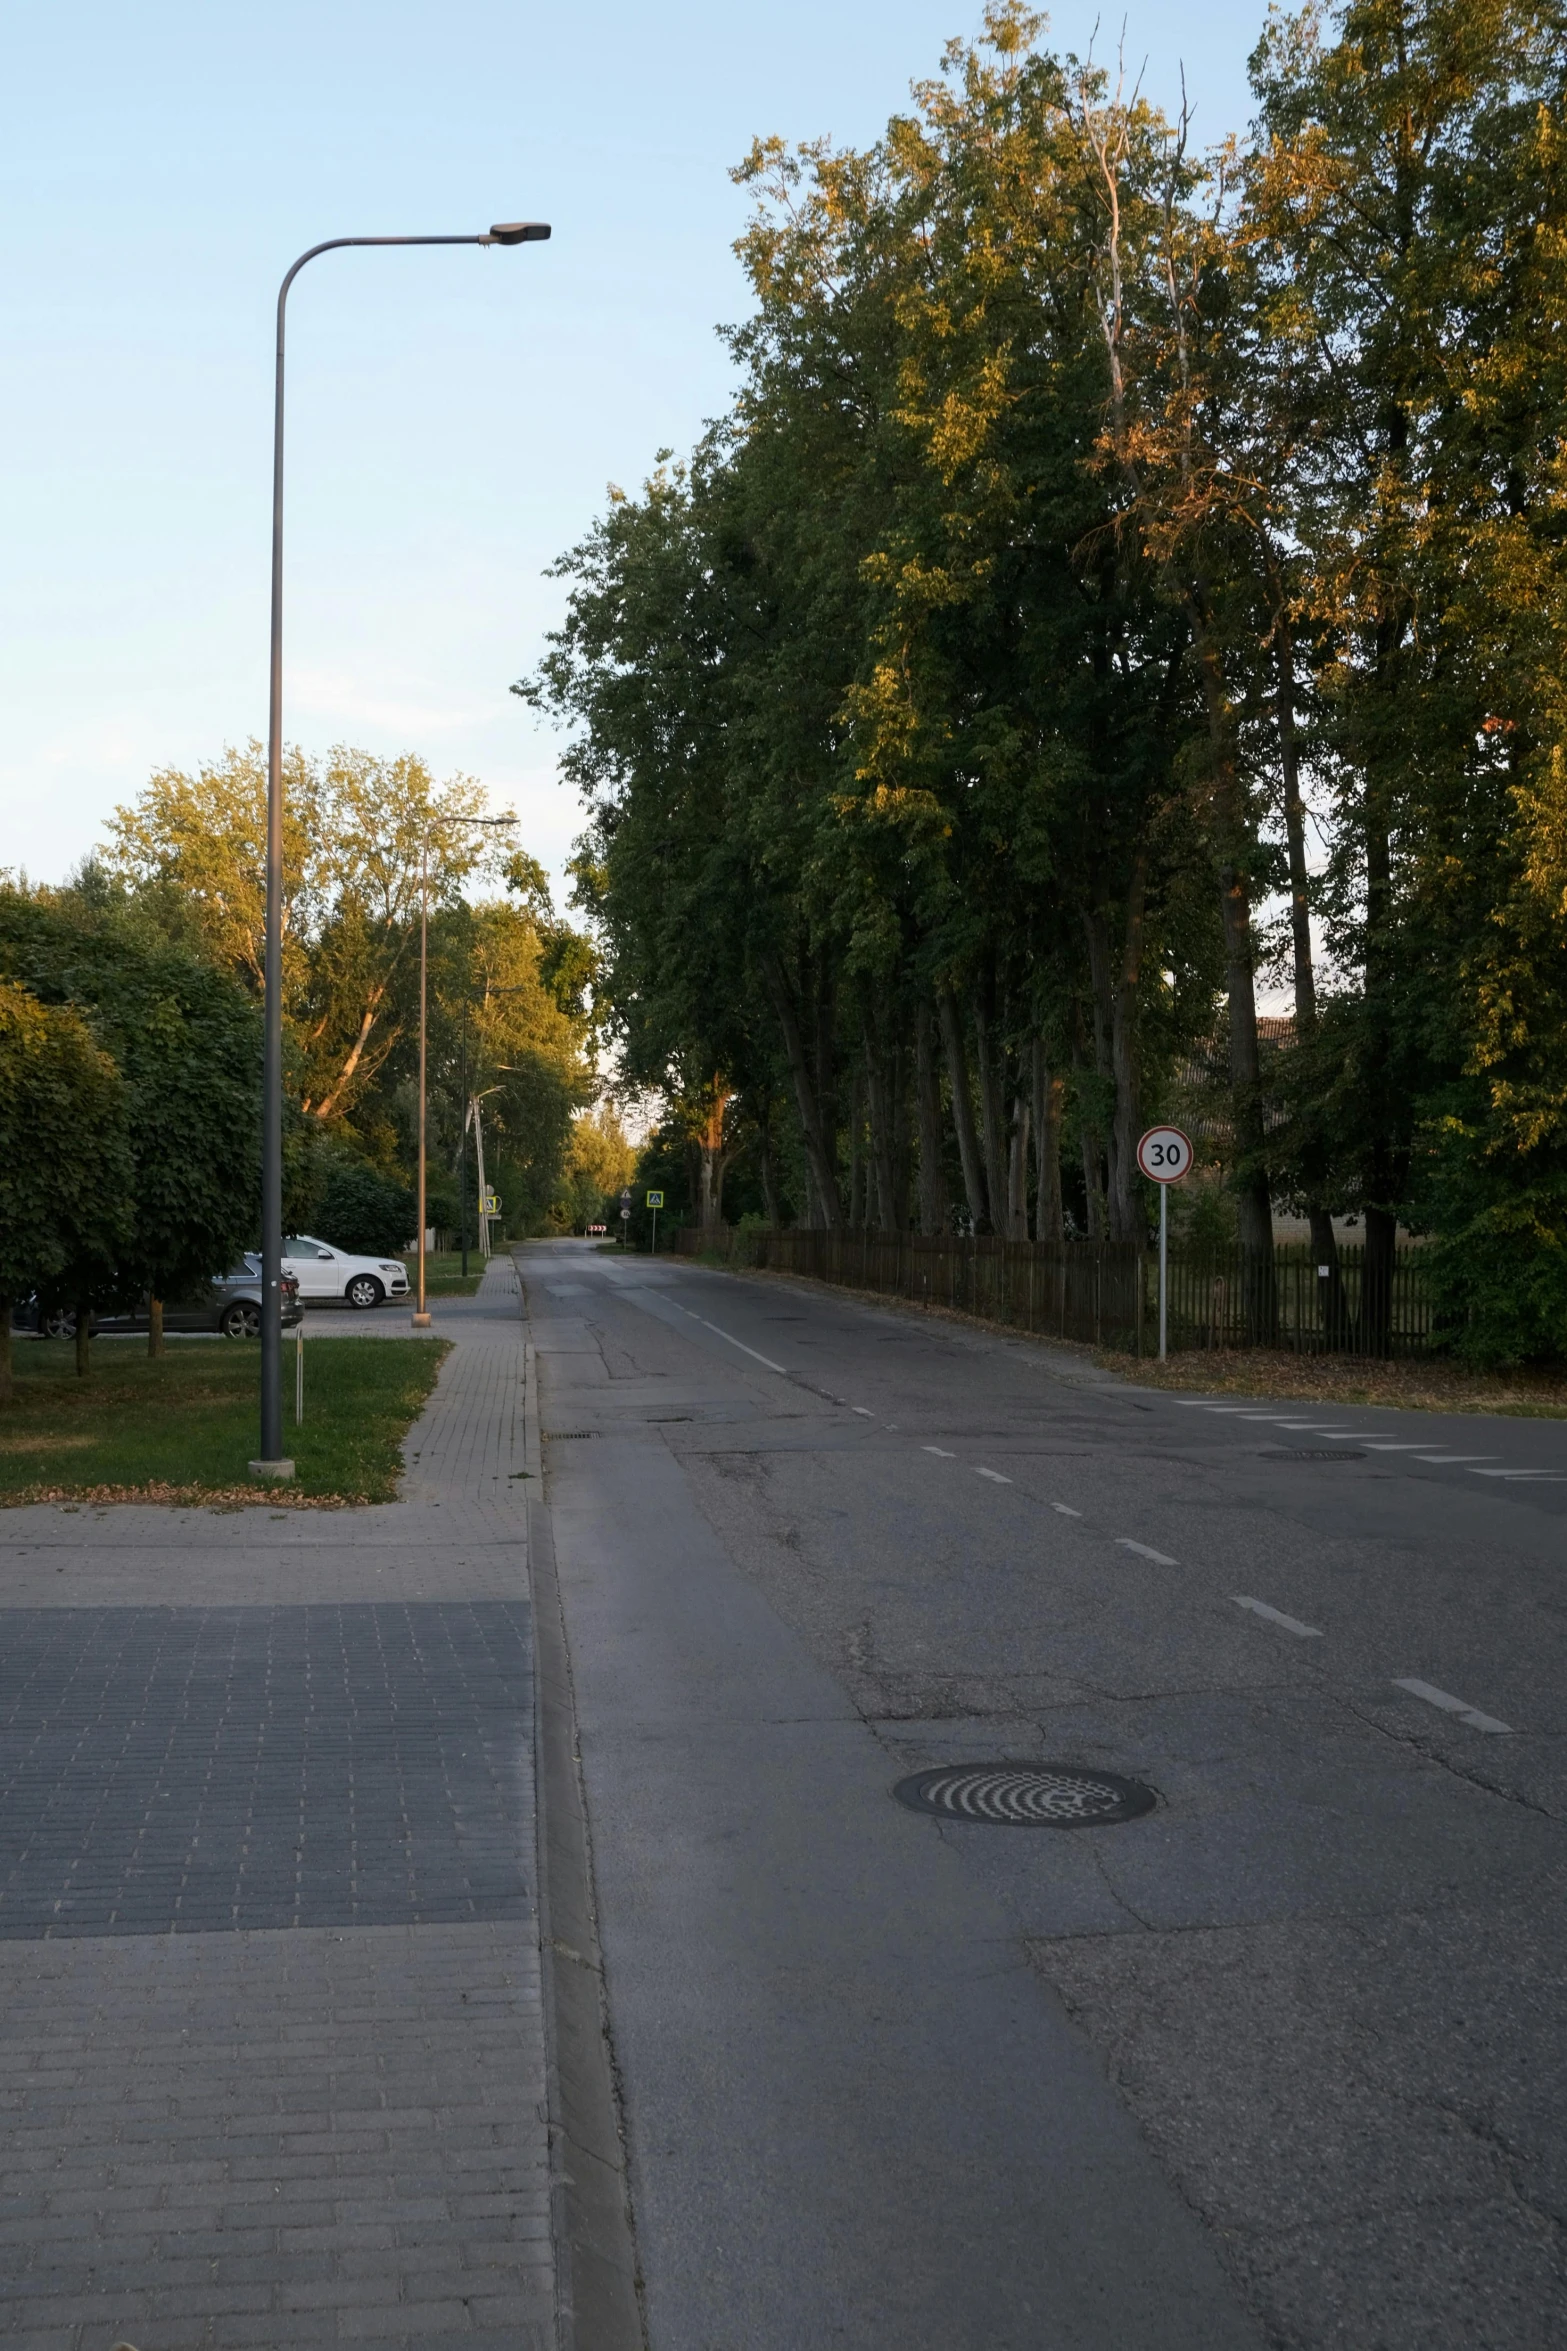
{"left": 316, "top": 1157, "right": 417, "bottom": 1258}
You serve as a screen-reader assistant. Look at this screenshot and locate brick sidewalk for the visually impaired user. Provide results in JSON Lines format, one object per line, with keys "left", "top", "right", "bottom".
{"left": 0, "top": 1258, "right": 553, "bottom": 2351}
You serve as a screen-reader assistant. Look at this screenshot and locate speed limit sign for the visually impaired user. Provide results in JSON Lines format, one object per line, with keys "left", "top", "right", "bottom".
{"left": 1137, "top": 1126, "right": 1193, "bottom": 1363}
{"left": 1136, "top": 1126, "right": 1193, "bottom": 1184}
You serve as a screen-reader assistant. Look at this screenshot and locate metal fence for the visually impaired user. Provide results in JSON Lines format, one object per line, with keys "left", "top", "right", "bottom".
{"left": 675, "top": 1225, "right": 1437, "bottom": 1357}
{"left": 677, "top": 1226, "right": 1146, "bottom": 1349}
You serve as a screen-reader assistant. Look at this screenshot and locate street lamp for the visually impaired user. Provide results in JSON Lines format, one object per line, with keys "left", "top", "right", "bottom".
{"left": 413, "top": 814, "right": 516, "bottom": 1330}
{"left": 252, "top": 222, "right": 550, "bottom": 1477}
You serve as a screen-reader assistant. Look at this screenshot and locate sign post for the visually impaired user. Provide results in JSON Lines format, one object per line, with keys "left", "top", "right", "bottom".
{"left": 1135, "top": 1126, "right": 1194, "bottom": 1361}
{"left": 645, "top": 1189, "right": 664, "bottom": 1255}
{"left": 619, "top": 1188, "right": 632, "bottom": 1248}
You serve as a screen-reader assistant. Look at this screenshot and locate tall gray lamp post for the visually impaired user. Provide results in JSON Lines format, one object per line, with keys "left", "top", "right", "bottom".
{"left": 253, "top": 221, "right": 550, "bottom": 1477}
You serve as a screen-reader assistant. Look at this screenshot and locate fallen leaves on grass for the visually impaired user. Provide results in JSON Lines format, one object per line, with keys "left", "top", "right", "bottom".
{"left": 1099, "top": 1348, "right": 1567, "bottom": 1419}
{"left": 2, "top": 1482, "right": 357, "bottom": 1510}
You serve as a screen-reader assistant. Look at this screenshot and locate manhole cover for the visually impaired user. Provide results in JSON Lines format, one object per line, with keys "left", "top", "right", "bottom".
{"left": 892, "top": 1763, "right": 1157, "bottom": 1827}
{"left": 1264, "top": 1448, "right": 1364, "bottom": 1461}
{"left": 545, "top": 1431, "right": 594, "bottom": 1441}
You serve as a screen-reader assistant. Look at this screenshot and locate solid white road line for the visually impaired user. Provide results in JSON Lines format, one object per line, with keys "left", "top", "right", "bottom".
{"left": 1051, "top": 1502, "right": 1082, "bottom": 1517}
{"left": 1393, "top": 1678, "right": 1513, "bottom": 1735}
{"left": 1117, "top": 1538, "right": 1178, "bottom": 1565}
{"left": 975, "top": 1467, "right": 1012, "bottom": 1484}
{"left": 1233, "top": 1596, "right": 1324, "bottom": 1639}
{"left": 684, "top": 1313, "right": 788, "bottom": 1375}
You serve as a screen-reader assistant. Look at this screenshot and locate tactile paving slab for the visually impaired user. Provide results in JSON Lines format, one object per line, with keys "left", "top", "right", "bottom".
{"left": 0, "top": 1602, "right": 533, "bottom": 1937}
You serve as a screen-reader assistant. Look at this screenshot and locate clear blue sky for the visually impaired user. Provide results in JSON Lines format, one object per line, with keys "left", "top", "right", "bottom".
{"left": 1, "top": 0, "right": 1274, "bottom": 900}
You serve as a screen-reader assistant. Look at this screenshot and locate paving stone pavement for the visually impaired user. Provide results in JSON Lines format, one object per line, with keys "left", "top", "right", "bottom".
{"left": 0, "top": 1258, "right": 554, "bottom": 2350}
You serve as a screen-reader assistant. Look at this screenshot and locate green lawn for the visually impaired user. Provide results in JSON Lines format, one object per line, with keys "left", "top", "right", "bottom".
{"left": 0, "top": 1336, "right": 449, "bottom": 1505}
{"left": 401, "top": 1250, "right": 486, "bottom": 1298}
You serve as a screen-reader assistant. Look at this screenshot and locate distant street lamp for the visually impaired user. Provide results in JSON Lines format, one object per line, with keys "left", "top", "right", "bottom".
{"left": 413, "top": 816, "right": 516, "bottom": 1329}
{"left": 253, "top": 222, "right": 550, "bottom": 1475}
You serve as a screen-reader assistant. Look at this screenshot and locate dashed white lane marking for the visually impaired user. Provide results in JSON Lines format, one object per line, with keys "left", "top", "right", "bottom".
{"left": 1201, "top": 1406, "right": 1259, "bottom": 1414}
{"left": 1393, "top": 1678, "right": 1513, "bottom": 1735}
{"left": 975, "top": 1468, "right": 1012, "bottom": 1484}
{"left": 1117, "top": 1538, "right": 1178, "bottom": 1566}
{"left": 1234, "top": 1596, "right": 1324, "bottom": 1638}
{"left": 1361, "top": 1442, "right": 1429, "bottom": 1452}
{"left": 1051, "top": 1502, "right": 1082, "bottom": 1517}
{"left": 1468, "top": 1467, "right": 1566, "bottom": 1480}
{"left": 922, "top": 1445, "right": 956, "bottom": 1458}
{"left": 852, "top": 1406, "right": 875, "bottom": 1417}
{"left": 1413, "top": 1454, "right": 1493, "bottom": 1465}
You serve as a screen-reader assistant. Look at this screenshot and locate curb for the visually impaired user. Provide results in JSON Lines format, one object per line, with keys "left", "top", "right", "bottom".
{"left": 522, "top": 1291, "right": 644, "bottom": 2351}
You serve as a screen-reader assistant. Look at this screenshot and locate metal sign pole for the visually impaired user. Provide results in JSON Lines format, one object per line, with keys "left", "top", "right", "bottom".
{"left": 651, "top": 1204, "right": 658, "bottom": 1257}
{"left": 1159, "top": 1181, "right": 1168, "bottom": 1362}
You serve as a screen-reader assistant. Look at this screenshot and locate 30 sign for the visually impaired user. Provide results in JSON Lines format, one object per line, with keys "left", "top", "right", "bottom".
{"left": 1136, "top": 1126, "right": 1193, "bottom": 1184}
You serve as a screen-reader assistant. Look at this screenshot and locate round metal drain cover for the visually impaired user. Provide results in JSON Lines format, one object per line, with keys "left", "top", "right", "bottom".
{"left": 1264, "top": 1447, "right": 1364, "bottom": 1461}
{"left": 892, "top": 1762, "right": 1157, "bottom": 1827}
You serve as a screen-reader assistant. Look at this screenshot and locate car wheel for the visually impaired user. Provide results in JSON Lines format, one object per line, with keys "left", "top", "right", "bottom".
{"left": 221, "top": 1301, "right": 262, "bottom": 1340}
{"left": 43, "top": 1308, "right": 76, "bottom": 1340}
{"left": 346, "top": 1275, "right": 384, "bottom": 1310}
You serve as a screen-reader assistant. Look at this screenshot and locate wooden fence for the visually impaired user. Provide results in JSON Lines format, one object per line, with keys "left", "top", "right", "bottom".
{"left": 675, "top": 1225, "right": 1438, "bottom": 1357}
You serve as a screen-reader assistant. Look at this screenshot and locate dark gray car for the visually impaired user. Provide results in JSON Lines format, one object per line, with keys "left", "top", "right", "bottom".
{"left": 21, "top": 1259, "right": 302, "bottom": 1341}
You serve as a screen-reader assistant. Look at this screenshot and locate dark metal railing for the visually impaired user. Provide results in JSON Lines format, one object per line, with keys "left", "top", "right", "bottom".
{"left": 676, "top": 1226, "right": 1437, "bottom": 1358}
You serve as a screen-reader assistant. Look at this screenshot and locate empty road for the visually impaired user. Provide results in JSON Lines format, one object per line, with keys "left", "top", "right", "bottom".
{"left": 523, "top": 1237, "right": 1567, "bottom": 2351}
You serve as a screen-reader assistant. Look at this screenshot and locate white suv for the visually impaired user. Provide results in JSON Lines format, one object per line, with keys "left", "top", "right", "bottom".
{"left": 281, "top": 1235, "right": 412, "bottom": 1311}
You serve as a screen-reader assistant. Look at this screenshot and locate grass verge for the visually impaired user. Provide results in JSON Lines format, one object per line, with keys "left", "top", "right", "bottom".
{"left": 401, "top": 1250, "right": 484, "bottom": 1298}
{"left": 0, "top": 1336, "right": 450, "bottom": 1505}
{"left": 1098, "top": 1346, "right": 1567, "bottom": 1419}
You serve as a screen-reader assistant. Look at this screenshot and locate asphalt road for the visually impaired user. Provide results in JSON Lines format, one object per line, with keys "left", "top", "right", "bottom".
{"left": 522, "top": 1236, "right": 1567, "bottom": 2351}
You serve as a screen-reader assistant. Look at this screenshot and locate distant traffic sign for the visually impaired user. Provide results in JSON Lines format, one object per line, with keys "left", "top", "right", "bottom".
{"left": 620, "top": 1188, "right": 632, "bottom": 1203}
{"left": 645, "top": 1190, "right": 664, "bottom": 1208}
{"left": 1136, "top": 1127, "right": 1193, "bottom": 1184}
{"left": 480, "top": 1190, "right": 499, "bottom": 1216}
{"left": 619, "top": 1207, "right": 631, "bottom": 1220}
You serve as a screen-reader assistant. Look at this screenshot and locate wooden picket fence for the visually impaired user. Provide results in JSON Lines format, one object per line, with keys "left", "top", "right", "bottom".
{"left": 675, "top": 1225, "right": 1438, "bottom": 1358}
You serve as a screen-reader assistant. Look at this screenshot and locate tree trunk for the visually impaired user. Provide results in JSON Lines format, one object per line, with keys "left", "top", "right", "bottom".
{"left": 847, "top": 1063, "right": 864, "bottom": 1229}
{"left": 1107, "top": 855, "right": 1149, "bottom": 1244}
{"left": 763, "top": 952, "right": 841, "bottom": 1227}
{"left": 861, "top": 1013, "right": 899, "bottom": 1232}
{"left": 1080, "top": 1126, "right": 1106, "bottom": 1242}
{"left": 757, "top": 1104, "right": 782, "bottom": 1231}
{"left": 1007, "top": 1097, "right": 1031, "bottom": 1239}
{"left": 1190, "top": 602, "right": 1275, "bottom": 1338}
{"left": 915, "top": 1000, "right": 949, "bottom": 1237}
{"left": 0, "top": 1298, "right": 12, "bottom": 1406}
{"left": 148, "top": 1295, "right": 164, "bottom": 1359}
{"left": 1271, "top": 604, "right": 1352, "bottom": 1345}
{"left": 75, "top": 1301, "right": 92, "bottom": 1380}
{"left": 938, "top": 987, "right": 989, "bottom": 1231}
{"left": 1031, "top": 1039, "right": 1063, "bottom": 1244}
{"left": 1362, "top": 1205, "right": 1398, "bottom": 1357}
{"left": 971, "top": 986, "right": 1010, "bottom": 1236}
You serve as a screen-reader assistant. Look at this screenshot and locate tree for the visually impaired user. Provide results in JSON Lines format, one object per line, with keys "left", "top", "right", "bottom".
{"left": 0, "top": 886, "right": 262, "bottom": 1358}
{"left": 0, "top": 981, "right": 130, "bottom": 1400}
{"left": 103, "top": 741, "right": 502, "bottom": 1128}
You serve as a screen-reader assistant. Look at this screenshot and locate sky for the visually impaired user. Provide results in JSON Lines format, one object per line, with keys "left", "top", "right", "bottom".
{"left": 2, "top": 0, "right": 1277, "bottom": 907}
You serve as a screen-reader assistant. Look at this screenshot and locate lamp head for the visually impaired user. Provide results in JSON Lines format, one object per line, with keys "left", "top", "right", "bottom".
{"left": 485, "top": 222, "right": 550, "bottom": 245}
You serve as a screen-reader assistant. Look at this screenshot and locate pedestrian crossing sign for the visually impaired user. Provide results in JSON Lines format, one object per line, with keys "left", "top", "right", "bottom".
{"left": 645, "top": 1190, "right": 664, "bottom": 1208}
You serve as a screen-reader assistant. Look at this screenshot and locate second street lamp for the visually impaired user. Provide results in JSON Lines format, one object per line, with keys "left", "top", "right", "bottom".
{"left": 252, "top": 221, "right": 549, "bottom": 1474}
{"left": 413, "top": 813, "right": 516, "bottom": 1329}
